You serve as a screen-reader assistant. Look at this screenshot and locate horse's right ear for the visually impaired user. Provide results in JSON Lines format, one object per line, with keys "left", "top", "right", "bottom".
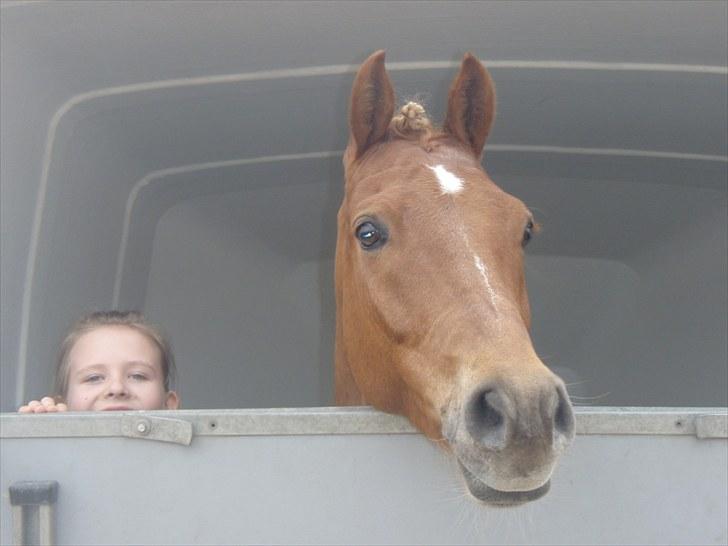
{"left": 348, "top": 50, "right": 395, "bottom": 160}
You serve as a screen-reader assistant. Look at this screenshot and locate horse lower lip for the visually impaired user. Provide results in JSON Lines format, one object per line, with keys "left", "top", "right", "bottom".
{"left": 458, "top": 462, "right": 550, "bottom": 506}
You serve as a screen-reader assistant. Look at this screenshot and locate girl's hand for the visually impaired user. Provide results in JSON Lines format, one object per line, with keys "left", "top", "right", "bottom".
{"left": 18, "top": 396, "right": 68, "bottom": 413}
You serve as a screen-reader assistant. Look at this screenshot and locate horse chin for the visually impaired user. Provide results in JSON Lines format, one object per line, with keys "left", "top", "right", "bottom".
{"left": 458, "top": 462, "right": 551, "bottom": 507}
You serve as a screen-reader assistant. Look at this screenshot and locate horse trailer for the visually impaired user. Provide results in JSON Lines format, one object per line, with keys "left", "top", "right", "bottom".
{"left": 1, "top": 2, "right": 726, "bottom": 544}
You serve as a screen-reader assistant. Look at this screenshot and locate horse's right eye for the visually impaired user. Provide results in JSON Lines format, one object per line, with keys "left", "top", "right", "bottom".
{"left": 355, "top": 221, "right": 386, "bottom": 250}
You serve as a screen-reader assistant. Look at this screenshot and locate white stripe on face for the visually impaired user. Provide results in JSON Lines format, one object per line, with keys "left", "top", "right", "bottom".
{"left": 474, "top": 255, "right": 499, "bottom": 310}
{"left": 429, "top": 164, "right": 464, "bottom": 194}
{"left": 430, "top": 163, "right": 501, "bottom": 312}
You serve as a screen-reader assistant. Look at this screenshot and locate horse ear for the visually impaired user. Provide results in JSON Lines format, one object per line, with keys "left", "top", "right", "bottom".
{"left": 444, "top": 53, "right": 496, "bottom": 158}
{"left": 348, "top": 50, "right": 395, "bottom": 160}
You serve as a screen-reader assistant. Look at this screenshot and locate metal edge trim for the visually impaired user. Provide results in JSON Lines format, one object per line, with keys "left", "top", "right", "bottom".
{"left": 1, "top": 406, "right": 726, "bottom": 439}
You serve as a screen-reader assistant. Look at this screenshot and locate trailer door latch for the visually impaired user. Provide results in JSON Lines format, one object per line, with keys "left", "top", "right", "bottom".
{"left": 121, "top": 415, "right": 193, "bottom": 445}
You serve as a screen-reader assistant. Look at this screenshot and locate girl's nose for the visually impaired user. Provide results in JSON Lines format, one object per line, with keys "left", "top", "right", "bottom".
{"left": 105, "top": 377, "right": 129, "bottom": 397}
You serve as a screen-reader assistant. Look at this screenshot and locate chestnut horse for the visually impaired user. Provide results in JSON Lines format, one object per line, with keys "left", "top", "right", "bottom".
{"left": 335, "top": 51, "right": 575, "bottom": 505}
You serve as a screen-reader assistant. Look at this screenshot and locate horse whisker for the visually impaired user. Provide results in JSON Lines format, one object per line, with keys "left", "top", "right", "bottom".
{"left": 565, "top": 379, "right": 592, "bottom": 387}
{"left": 570, "top": 392, "right": 611, "bottom": 400}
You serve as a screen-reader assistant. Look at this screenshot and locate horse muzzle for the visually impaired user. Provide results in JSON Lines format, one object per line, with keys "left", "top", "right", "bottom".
{"left": 443, "top": 377, "right": 575, "bottom": 505}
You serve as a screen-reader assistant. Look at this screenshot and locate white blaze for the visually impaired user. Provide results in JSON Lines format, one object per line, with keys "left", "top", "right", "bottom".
{"left": 473, "top": 255, "right": 499, "bottom": 309}
{"left": 429, "top": 164, "right": 463, "bottom": 194}
{"left": 430, "top": 163, "right": 500, "bottom": 311}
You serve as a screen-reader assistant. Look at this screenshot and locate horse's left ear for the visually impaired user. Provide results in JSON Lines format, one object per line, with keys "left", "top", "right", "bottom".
{"left": 444, "top": 53, "right": 496, "bottom": 158}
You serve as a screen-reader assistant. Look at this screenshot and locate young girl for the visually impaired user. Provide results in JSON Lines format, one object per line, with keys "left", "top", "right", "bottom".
{"left": 18, "top": 311, "right": 179, "bottom": 413}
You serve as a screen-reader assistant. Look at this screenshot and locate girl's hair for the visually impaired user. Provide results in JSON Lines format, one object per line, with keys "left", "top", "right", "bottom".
{"left": 54, "top": 310, "right": 176, "bottom": 398}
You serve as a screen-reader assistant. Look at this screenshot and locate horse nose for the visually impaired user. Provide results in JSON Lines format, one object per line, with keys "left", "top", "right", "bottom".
{"left": 465, "top": 382, "right": 575, "bottom": 450}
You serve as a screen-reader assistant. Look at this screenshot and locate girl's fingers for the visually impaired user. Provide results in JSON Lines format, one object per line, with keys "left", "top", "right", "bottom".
{"left": 18, "top": 398, "right": 66, "bottom": 413}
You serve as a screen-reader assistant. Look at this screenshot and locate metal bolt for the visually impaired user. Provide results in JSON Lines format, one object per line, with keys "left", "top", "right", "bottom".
{"left": 135, "top": 420, "right": 150, "bottom": 435}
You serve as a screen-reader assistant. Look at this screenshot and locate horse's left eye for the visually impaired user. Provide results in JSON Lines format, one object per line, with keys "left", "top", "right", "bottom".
{"left": 522, "top": 220, "right": 534, "bottom": 247}
{"left": 355, "top": 221, "right": 386, "bottom": 249}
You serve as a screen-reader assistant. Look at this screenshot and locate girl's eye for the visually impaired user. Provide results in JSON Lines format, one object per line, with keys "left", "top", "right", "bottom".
{"left": 355, "top": 220, "right": 387, "bottom": 250}
{"left": 84, "top": 375, "right": 103, "bottom": 383}
{"left": 522, "top": 220, "right": 534, "bottom": 247}
{"left": 130, "top": 373, "right": 148, "bottom": 381}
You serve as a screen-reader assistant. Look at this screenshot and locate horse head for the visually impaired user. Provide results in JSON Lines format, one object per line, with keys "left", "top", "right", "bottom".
{"left": 335, "top": 51, "right": 575, "bottom": 505}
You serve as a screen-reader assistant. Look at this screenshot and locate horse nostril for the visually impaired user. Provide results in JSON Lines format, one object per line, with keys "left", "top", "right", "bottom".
{"left": 553, "top": 386, "right": 575, "bottom": 441}
{"left": 466, "top": 388, "right": 507, "bottom": 450}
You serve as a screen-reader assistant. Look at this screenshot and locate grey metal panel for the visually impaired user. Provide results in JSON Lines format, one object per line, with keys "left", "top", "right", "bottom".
{"left": 1, "top": 0, "right": 726, "bottom": 412}
{"left": 1, "top": 409, "right": 727, "bottom": 545}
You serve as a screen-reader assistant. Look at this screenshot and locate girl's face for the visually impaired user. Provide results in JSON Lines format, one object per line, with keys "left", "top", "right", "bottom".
{"left": 64, "top": 325, "right": 179, "bottom": 411}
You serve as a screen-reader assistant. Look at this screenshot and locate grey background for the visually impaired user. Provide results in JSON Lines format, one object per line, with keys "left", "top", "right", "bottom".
{"left": 1, "top": 1, "right": 726, "bottom": 411}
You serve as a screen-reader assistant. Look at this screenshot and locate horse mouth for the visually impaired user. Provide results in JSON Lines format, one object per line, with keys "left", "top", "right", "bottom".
{"left": 458, "top": 462, "right": 550, "bottom": 506}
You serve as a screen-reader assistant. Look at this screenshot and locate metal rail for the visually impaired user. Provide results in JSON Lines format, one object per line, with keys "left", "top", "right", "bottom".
{"left": 1, "top": 407, "right": 726, "bottom": 445}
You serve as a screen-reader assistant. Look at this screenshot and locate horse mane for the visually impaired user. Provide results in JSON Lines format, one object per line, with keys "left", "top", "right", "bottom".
{"left": 387, "top": 101, "right": 440, "bottom": 149}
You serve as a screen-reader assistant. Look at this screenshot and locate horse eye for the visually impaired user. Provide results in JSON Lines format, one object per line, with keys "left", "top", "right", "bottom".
{"left": 355, "top": 221, "right": 386, "bottom": 249}
{"left": 522, "top": 220, "right": 534, "bottom": 247}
